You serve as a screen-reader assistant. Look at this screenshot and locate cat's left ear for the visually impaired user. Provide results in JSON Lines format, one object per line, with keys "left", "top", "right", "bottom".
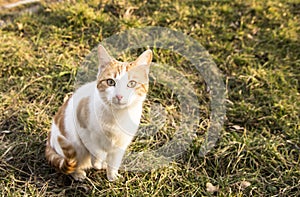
{"left": 135, "top": 49, "right": 153, "bottom": 74}
{"left": 97, "top": 44, "right": 114, "bottom": 74}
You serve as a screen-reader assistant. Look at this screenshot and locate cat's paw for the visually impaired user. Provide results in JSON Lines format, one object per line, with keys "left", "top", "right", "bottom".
{"left": 71, "top": 170, "right": 86, "bottom": 181}
{"left": 107, "top": 170, "right": 121, "bottom": 181}
{"left": 93, "top": 161, "right": 107, "bottom": 170}
{"left": 93, "top": 161, "right": 103, "bottom": 170}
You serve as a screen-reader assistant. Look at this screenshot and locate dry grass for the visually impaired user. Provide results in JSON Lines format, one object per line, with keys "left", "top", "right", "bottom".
{"left": 0, "top": 0, "right": 299, "bottom": 196}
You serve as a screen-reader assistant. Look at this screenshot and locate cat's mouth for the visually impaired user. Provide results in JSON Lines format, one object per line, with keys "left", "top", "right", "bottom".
{"left": 116, "top": 102, "right": 127, "bottom": 106}
{"left": 111, "top": 100, "right": 128, "bottom": 108}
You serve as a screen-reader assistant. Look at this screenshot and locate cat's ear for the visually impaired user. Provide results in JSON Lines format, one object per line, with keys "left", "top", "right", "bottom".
{"left": 135, "top": 49, "right": 153, "bottom": 69}
{"left": 97, "top": 45, "right": 113, "bottom": 74}
{"left": 129, "top": 49, "right": 153, "bottom": 84}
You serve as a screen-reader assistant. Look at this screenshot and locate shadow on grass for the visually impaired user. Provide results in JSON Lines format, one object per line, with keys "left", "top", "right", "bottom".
{"left": 0, "top": 127, "right": 109, "bottom": 195}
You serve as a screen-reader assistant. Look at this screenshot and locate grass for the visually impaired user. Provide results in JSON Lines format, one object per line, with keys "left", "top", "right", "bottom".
{"left": 0, "top": 0, "right": 299, "bottom": 196}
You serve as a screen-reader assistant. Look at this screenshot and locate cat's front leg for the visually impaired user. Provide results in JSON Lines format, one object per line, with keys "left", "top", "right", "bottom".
{"left": 92, "top": 150, "right": 107, "bottom": 170}
{"left": 106, "top": 149, "right": 125, "bottom": 181}
{"left": 92, "top": 157, "right": 107, "bottom": 170}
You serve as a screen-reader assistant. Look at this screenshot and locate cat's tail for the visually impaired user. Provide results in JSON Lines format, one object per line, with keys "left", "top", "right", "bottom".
{"left": 45, "top": 135, "right": 77, "bottom": 174}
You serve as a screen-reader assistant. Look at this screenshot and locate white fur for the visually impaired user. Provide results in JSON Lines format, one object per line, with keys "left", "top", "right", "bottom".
{"left": 50, "top": 46, "right": 152, "bottom": 181}
{"left": 50, "top": 80, "right": 145, "bottom": 180}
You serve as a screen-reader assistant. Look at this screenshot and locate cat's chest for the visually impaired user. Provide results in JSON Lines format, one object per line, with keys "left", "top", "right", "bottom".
{"left": 99, "top": 109, "right": 141, "bottom": 136}
{"left": 91, "top": 109, "right": 141, "bottom": 148}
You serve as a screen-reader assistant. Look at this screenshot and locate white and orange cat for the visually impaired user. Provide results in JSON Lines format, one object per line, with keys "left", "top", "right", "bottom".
{"left": 46, "top": 45, "right": 152, "bottom": 181}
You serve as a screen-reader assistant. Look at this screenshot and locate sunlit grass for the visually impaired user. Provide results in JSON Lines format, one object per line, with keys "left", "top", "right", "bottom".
{"left": 0, "top": 0, "right": 299, "bottom": 196}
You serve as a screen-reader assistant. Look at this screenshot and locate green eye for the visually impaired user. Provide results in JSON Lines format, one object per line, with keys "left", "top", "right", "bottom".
{"left": 106, "top": 79, "right": 116, "bottom": 86}
{"left": 127, "top": 80, "right": 137, "bottom": 88}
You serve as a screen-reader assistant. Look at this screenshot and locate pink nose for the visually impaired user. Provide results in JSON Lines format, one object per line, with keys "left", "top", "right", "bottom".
{"left": 115, "top": 95, "right": 123, "bottom": 101}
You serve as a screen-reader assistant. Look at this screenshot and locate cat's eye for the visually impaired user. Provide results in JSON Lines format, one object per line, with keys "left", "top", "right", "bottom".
{"left": 106, "top": 79, "right": 116, "bottom": 86}
{"left": 127, "top": 80, "right": 137, "bottom": 88}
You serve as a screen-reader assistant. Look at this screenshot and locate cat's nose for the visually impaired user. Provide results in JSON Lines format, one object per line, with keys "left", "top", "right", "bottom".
{"left": 115, "top": 95, "right": 123, "bottom": 101}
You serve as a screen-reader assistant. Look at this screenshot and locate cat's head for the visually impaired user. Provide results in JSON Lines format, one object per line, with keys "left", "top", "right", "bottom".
{"left": 96, "top": 45, "right": 152, "bottom": 109}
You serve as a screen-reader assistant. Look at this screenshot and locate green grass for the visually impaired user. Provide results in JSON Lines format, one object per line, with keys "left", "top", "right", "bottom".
{"left": 0, "top": 0, "right": 299, "bottom": 196}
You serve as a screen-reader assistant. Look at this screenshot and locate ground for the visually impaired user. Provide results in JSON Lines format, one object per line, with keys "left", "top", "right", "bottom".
{"left": 0, "top": 0, "right": 299, "bottom": 196}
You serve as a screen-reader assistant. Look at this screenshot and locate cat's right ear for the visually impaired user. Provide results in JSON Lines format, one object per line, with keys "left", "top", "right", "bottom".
{"left": 97, "top": 45, "right": 113, "bottom": 74}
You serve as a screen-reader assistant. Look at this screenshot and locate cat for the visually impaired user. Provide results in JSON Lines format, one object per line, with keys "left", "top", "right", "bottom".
{"left": 45, "top": 45, "right": 152, "bottom": 181}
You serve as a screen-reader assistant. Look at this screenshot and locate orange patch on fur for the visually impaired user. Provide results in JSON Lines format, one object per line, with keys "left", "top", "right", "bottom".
{"left": 77, "top": 97, "right": 90, "bottom": 129}
{"left": 57, "top": 136, "right": 77, "bottom": 174}
{"left": 136, "top": 84, "right": 148, "bottom": 96}
{"left": 45, "top": 135, "right": 77, "bottom": 175}
{"left": 46, "top": 96, "right": 77, "bottom": 175}
{"left": 126, "top": 62, "right": 135, "bottom": 71}
{"left": 97, "top": 79, "right": 109, "bottom": 92}
{"left": 97, "top": 61, "right": 126, "bottom": 92}
{"left": 53, "top": 97, "right": 70, "bottom": 137}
